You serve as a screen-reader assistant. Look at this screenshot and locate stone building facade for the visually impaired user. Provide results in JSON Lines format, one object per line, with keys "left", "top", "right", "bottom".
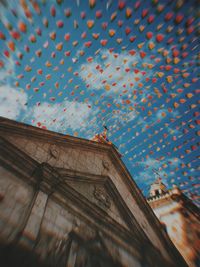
{"left": 0, "top": 117, "right": 187, "bottom": 267}
{"left": 147, "top": 180, "right": 200, "bottom": 267}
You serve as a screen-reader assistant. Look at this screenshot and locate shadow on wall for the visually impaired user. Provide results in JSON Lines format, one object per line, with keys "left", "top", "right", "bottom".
{"left": 0, "top": 241, "right": 52, "bottom": 267}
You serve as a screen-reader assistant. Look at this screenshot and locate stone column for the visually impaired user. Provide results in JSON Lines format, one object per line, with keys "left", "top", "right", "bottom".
{"left": 19, "top": 162, "right": 63, "bottom": 250}
{"left": 19, "top": 190, "right": 48, "bottom": 248}
{"left": 66, "top": 240, "right": 78, "bottom": 267}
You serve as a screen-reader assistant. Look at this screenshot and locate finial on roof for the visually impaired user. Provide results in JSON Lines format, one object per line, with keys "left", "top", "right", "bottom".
{"left": 92, "top": 125, "right": 112, "bottom": 145}
{"left": 92, "top": 126, "right": 122, "bottom": 157}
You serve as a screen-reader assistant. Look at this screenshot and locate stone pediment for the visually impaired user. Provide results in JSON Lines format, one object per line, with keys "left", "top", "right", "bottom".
{"left": 0, "top": 124, "right": 143, "bottom": 236}
{"left": 60, "top": 171, "right": 131, "bottom": 230}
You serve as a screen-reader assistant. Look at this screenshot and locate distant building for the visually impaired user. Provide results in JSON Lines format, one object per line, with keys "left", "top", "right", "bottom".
{"left": 0, "top": 117, "right": 187, "bottom": 267}
{"left": 147, "top": 179, "right": 200, "bottom": 267}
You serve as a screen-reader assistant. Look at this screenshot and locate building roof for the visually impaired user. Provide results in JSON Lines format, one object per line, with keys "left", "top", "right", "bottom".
{"left": 0, "top": 116, "right": 153, "bottom": 223}
{"left": 0, "top": 116, "right": 188, "bottom": 267}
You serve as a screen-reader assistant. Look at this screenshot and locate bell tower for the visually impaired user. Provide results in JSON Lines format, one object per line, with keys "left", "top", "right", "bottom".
{"left": 147, "top": 181, "right": 200, "bottom": 267}
{"left": 150, "top": 177, "right": 167, "bottom": 197}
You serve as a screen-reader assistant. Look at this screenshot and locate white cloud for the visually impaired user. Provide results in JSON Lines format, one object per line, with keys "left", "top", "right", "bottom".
{"left": 110, "top": 109, "right": 138, "bottom": 125}
{"left": 26, "top": 100, "right": 97, "bottom": 133}
{"left": 0, "top": 57, "right": 15, "bottom": 83}
{"left": 0, "top": 0, "right": 29, "bottom": 22}
{"left": 135, "top": 108, "right": 179, "bottom": 130}
{"left": 140, "top": 157, "right": 181, "bottom": 169}
{"left": 0, "top": 85, "right": 28, "bottom": 119}
{"left": 135, "top": 156, "right": 183, "bottom": 186}
{"left": 78, "top": 49, "right": 149, "bottom": 94}
{"left": 78, "top": 49, "right": 156, "bottom": 126}
{"left": 0, "top": 85, "right": 98, "bottom": 135}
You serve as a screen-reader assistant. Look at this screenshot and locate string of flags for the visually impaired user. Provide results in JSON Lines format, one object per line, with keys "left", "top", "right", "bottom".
{"left": 0, "top": 0, "right": 199, "bottom": 205}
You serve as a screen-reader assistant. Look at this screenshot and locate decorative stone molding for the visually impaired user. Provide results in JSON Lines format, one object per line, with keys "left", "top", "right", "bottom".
{"left": 49, "top": 144, "right": 59, "bottom": 159}
{"left": 93, "top": 186, "right": 111, "bottom": 209}
{"left": 39, "top": 162, "right": 63, "bottom": 195}
{"left": 147, "top": 188, "right": 182, "bottom": 203}
{"left": 102, "top": 160, "right": 110, "bottom": 170}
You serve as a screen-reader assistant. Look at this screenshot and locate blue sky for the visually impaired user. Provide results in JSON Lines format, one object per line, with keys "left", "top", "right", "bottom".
{"left": 0, "top": 0, "right": 199, "bottom": 206}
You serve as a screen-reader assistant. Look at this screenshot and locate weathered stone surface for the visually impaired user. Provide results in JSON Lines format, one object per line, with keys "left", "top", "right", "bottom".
{"left": 148, "top": 186, "right": 200, "bottom": 267}
{"left": 0, "top": 166, "right": 34, "bottom": 240}
{"left": 3, "top": 134, "right": 168, "bottom": 256}
{"left": 0, "top": 117, "right": 188, "bottom": 267}
{"left": 22, "top": 191, "right": 48, "bottom": 241}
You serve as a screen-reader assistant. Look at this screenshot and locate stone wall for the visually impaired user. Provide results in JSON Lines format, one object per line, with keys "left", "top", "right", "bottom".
{"left": 4, "top": 134, "right": 173, "bottom": 263}
{"left": 149, "top": 194, "right": 200, "bottom": 267}
{"left": 0, "top": 166, "right": 34, "bottom": 241}
{"left": 0, "top": 118, "right": 188, "bottom": 267}
{"left": 0, "top": 164, "right": 143, "bottom": 267}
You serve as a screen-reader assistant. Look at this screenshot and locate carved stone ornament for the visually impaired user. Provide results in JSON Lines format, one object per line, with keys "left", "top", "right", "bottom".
{"left": 49, "top": 144, "right": 59, "bottom": 159}
{"left": 93, "top": 186, "right": 111, "bottom": 209}
{"left": 102, "top": 160, "right": 110, "bottom": 170}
